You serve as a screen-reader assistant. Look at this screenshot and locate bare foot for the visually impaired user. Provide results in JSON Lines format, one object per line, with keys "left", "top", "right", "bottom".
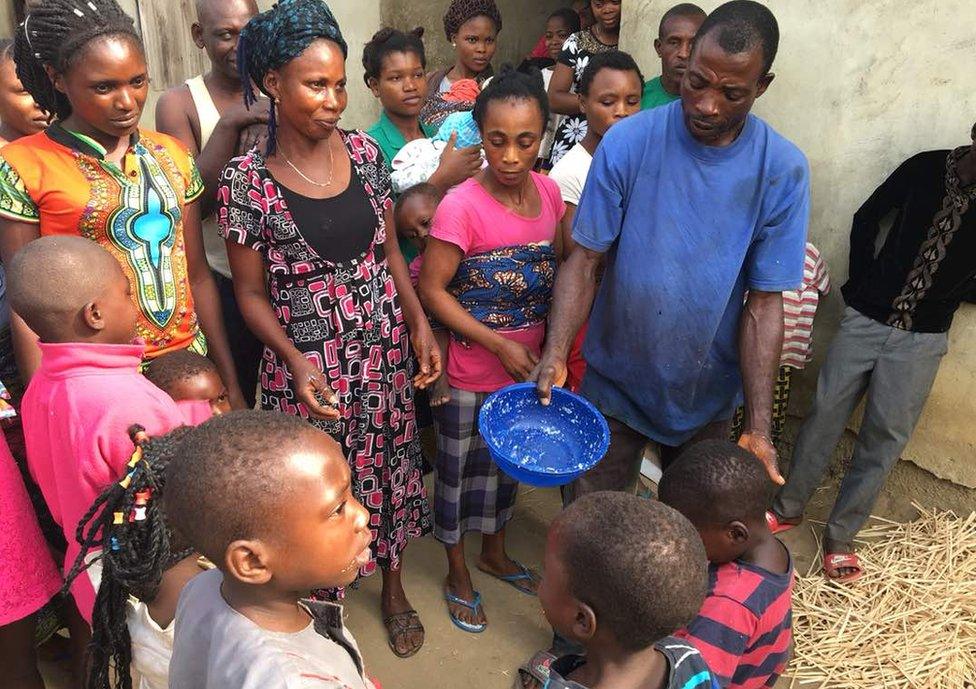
{"left": 429, "top": 375, "right": 451, "bottom": 407}
{"left": 444, "top": 572, "right": 487, "bottom": 630}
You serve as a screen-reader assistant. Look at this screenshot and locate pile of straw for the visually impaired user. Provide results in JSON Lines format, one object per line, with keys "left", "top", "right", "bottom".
{"left": 789, "top": 505, "right": 976, "bottom": 688}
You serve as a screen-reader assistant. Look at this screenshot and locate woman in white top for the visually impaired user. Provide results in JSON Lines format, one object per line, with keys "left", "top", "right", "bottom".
{"left": 548, "top": 50, "right": 644, "bottom": 391}
{"left": 549, "top": 51, "right": 644, "bottom": 261}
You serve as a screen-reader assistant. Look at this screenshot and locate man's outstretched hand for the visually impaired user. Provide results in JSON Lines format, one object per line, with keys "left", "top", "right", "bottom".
{"left": 529, "top": 352, "right": 568, "bottom": 406}
{"left": 738, "top": 431, "right": 785, "bottom": 485}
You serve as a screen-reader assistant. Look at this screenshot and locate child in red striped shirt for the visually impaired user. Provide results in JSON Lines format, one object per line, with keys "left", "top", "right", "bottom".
{"left": 659, "top": 441, "right": 794, "bottom": 689}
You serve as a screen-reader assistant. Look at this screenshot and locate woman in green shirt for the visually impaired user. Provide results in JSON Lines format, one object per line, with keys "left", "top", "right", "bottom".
{"left": 364, "top": 28, "right": 480, "bottom": 261}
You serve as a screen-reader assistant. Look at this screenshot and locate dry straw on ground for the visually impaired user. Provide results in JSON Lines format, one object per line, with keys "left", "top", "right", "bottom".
{"left": 789, "top": 505, "right": 976, "bottom": 688}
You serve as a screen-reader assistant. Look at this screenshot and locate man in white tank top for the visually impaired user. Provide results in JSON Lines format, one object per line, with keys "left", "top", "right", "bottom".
{"left": 156, "top": 0, "right": 266, "bottom": 407}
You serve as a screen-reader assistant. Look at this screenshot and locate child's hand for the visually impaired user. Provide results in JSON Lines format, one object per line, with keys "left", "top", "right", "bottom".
{"left": 431, "top": 131, "right": 482, "bottom": 190}
{"left": 494, "top": 339, "right": 540, "bottom": 383}
{"left": 288, "top": 355, "right": 341, "bottom": 421}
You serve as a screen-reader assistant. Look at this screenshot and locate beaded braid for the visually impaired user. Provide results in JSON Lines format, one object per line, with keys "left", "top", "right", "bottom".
{"left": 63, "top": 424, "right": 195, "bottom": 689}
{"left": 236, "top": 0, "right": 348, "bottom": 154}
{"left": 13, "top": 0, "right": 140, "bottom": 120}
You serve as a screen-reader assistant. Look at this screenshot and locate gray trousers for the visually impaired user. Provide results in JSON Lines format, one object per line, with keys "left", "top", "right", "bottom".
{"left": 563, "top": 416, "right": 730, "bottom": 505}
{"left": 773, "top": 307, "right": 948, "bottom": 546}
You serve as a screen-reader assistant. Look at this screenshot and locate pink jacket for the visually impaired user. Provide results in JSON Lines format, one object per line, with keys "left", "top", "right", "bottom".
{"left": 21, "top": 341, "right": 201, "bottom": 622}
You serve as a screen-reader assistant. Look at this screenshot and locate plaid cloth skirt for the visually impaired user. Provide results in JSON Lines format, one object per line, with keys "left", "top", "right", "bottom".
{"left": 432, "top": 387, "right": 519, "bottom": 545}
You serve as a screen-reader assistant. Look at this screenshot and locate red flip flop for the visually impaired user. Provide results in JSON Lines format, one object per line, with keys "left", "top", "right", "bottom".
{"left": 823, "top": 552, "right": 864, "bottom": 583}
{"left": 765, "top": 510, "right": 801, "bottom": 534}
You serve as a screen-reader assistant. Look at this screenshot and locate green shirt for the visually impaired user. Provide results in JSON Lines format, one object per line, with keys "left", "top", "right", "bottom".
{"left": 366, "top": 112, "right": 438, "bottom": 262}
{"left": 640, "top": 76, "right": 680, "bottom": 111}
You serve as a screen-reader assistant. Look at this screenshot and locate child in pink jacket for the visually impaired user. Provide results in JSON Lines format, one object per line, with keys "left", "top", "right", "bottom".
{"left": 8, "top": 236, "right": 203, "bottom": 623}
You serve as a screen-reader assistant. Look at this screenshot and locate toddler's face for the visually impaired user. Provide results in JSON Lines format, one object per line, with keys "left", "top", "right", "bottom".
{"left": 169, "top": 371, "right": 231, "bottom": 415}
{"left": 396, "top": 195, "right": 439, "bottom": 253}
{"left": 266, "top": 432, "right": 373, "bottom": 591}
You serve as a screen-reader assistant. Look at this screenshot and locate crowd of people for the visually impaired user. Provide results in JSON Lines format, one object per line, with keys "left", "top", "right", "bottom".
{"left": 0, "top": 0, "right": 973, "bottom": 689}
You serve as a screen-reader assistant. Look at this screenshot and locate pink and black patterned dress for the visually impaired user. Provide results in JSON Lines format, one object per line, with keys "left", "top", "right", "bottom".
{"left": 216, "top": 131, "right": 431, "bottom": 575}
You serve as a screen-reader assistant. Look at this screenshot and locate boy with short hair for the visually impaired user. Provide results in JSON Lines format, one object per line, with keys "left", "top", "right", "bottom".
{"left": 144, "top": 349, "right": 232, "bottom": 417}
{"left": 659, "top": 441, "right": 793, "bottom": 689}
{"left": 537, "top": 491, "right": 719, "bottom": 689}
{"left": 167, "top": 411, "right": 376, "bottom": 689}
{"left": 9, "top": 236, "right": 192, "bottom": 622}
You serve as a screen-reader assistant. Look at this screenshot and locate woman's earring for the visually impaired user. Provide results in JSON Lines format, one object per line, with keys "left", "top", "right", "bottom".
{"left": 452, "top": 42, "right": 456, "bottom": 47}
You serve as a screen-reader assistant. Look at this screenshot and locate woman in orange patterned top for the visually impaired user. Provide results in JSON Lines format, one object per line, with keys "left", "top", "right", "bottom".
{"left": 0, "top": 0, "right": 242, "bottom": 407}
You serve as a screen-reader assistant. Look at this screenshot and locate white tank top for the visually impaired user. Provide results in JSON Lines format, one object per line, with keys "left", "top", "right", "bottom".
{"left": 185, "top": 75, "right": 231, "bottom": 279}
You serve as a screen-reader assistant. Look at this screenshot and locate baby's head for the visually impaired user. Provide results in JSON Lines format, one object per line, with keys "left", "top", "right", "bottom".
{"left": 659, "top": 440, "right": 773, "bottom": 564}
{"left": 394, "top": 183, "right": 443, "bottom": 254}
{"left": 144, "top": 350, "right": 230, "bottom": 415}
{"left": 539, "top": 492, "right": 707, "bottom": 654}
{"left": 165, "top": 411, "right": 372, "bottom": 594}
{"left": 7, "top": 236, "right": 138, "bottom": 345}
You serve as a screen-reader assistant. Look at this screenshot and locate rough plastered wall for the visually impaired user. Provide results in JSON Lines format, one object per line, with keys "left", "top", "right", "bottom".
{"left": 381, "top": 0, "right": 568, "bottom": 76}
{"left": 621, "top": 0, "right": 976, "bottom": 487}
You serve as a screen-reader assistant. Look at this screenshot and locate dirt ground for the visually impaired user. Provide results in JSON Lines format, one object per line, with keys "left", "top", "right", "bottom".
{"left": 39, "top": 420, "right": 976, "bottom": 689}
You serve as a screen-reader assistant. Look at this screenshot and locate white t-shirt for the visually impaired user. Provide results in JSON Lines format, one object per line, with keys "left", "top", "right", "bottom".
{"left": 548, "top": 142, "right": 592, "bottom": 206}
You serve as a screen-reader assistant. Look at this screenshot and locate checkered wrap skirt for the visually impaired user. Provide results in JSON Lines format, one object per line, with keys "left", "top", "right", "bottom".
{"left": 432, "top": 387, "right": 519, "bottom": 545}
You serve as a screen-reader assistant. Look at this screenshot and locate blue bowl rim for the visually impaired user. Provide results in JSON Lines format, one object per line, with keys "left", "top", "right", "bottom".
{"left": 479, "top": 382, "right": 611, "bottom": 477}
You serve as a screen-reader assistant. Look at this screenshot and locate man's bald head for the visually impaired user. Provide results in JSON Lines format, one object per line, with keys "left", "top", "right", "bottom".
{"left": 193, "top": 0, "right": 258, "bottom": 80}
{"left": 7, "top": 237, "right": 130, "bottom": 343}
{"left": 195, "top": 0, "right": 258, "bottom": 29}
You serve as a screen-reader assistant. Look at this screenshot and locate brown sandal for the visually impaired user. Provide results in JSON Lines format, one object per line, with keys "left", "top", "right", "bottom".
{"left": 383, "top": 609, "right": 425, "bottom": 658}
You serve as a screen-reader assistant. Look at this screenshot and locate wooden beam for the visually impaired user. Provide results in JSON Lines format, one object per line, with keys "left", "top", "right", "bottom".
{"left": 136, "top": 0, "right": 209, "bottom": 92}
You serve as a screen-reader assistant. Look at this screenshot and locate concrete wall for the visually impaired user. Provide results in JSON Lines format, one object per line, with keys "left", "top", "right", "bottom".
{"left": 381, "top": 0, "right": 568, "bottom": 79}
{"left": 621, "top": 0, "right": 976, "bottom": 487}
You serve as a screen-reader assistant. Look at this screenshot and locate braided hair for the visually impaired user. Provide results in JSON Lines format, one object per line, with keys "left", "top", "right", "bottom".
{"left": 237, "top": 0, "right": 347, "bottom": 154}
{"left": 13, "top": 0, "right": 141, "bottom": 120}
{"left": 472, "top": 64, "right": 549, "bottom": 135}
{"left": 63, "top": 424, "right": 195, "bottom": 689}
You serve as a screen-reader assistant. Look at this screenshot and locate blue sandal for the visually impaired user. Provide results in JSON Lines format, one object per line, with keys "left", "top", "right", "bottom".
{"left": 444, "top": 586, "right": 487, "bottom": 633}
{"left": 477, "top": 560, "right": 540, "bottom": 596}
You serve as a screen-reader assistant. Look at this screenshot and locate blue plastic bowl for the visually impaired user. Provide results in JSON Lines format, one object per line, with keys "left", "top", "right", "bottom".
{"left": 479, "top": 383, "right": 610, "bottom": 487}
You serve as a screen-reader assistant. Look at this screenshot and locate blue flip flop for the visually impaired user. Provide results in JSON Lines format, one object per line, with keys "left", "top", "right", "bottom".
{"left": 444, "top": 587, "right": 487, "bottom": 633}
{"left": 477, "top": 560, "right": 540, "bottom": 596}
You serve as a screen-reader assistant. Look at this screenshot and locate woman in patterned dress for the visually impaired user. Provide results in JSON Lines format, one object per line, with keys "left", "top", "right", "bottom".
{"left": 547, "top": 0, "right": 622, "bottom": 166}
{"left": 219, "top": 0, "right": 440, "bottom": 658}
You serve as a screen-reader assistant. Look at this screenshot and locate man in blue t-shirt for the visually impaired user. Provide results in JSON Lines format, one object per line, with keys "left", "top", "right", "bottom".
{"left": 534, "top": 0, "right": 808, "bottom": 497}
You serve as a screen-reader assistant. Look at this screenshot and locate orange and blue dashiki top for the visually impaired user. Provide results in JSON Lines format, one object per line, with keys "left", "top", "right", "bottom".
{"left": 0, "top": 126, "right": 206, "bottom": 358}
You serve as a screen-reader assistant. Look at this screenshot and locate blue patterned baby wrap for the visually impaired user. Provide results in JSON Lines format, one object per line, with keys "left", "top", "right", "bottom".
{"left": 449, "top": 243, "right": 556, "bottom": 330}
